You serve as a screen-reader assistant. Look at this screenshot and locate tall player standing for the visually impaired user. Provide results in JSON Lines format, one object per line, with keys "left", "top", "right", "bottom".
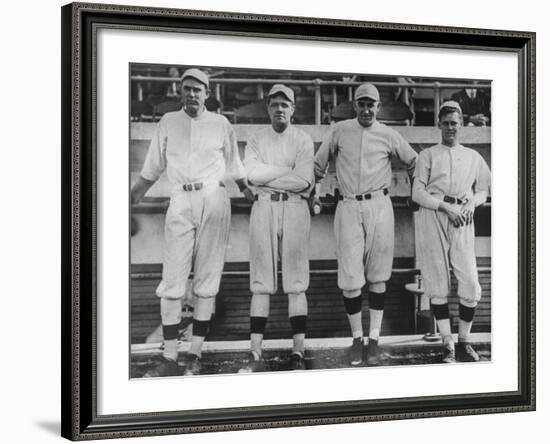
{"left": 314, "top": 83, "right": 417, "bottom": 366}
{"left": 131, "top": 68, "right": 253, "bottom": 377}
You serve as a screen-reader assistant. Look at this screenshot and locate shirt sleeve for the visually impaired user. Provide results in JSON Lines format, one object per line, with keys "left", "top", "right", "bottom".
{"left": 392, "top": 130, "right": 417, "bottom": 176}
{"left": 314, "top": 127, "right": 336, "bottom": 180}
{"left": 412, "top": 150, "right": 441, "bottom": 210}
{"left": 473, "top": 153, "right": 491, "bottom": 193}
{"left": 266, "top": 132, "right": 314, "bottom": 193}
{"left": 140, "top": 118, "right": 167, "bottom": 182}
{"left": 222, "top": 120, "right": 247, "bottom": 181}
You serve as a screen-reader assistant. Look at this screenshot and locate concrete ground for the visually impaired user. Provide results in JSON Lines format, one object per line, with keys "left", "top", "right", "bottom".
{"left": 131, "top": 333, "right": 491, "bottom": 378}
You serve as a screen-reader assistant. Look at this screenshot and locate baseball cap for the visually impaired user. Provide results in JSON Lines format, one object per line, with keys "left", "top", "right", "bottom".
{"left": 439, "top": 100, "right": 462, "bottom": 113}
{"left": 181, "top": 68, "right": 209, "bottom": 88}
{"left": 267, "top": 84, "right": 295, "bottom": 103}
{"left": 354, "top": 83, "right": 380, "bottom": 101}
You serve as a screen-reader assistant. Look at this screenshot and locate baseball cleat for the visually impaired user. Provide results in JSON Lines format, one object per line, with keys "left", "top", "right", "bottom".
{"left": 441, "top": 343, "right": 456, "bottom": 364}
{"left": 143, "top": 356, "right": 180, "bottom": 378}
{"left": 290, "top": 352, "right": 306, "bottom": 371}
{"left": 238, "top": 352, "right": 264, "bottom": 373}
{"left": 456, "top": 342, "right": 480, "bottom": 362}
{"left": 348, "top": 337, "right": 364, "bottom": 366}
{"left": 365, "top": 339, "right": 380, "bottom": 366}
{"left": 184, "top": 354, "right": 201, "bottom": 376}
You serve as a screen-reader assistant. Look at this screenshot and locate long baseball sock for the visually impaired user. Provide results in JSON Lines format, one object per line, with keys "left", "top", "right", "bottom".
{"left": 160, "top": 298, "right": 182, "bottom": 361}
{"left": 431, "top": 301, "right": 453, "bottom": 345}
{"left": 343, "top": 290, "right": 363, "bottom": 338}
{"left": 289, "top": 292, "right": 307, "bottom": 355}
{"left": 458, "top": 303, "right": 476, "bottom": 342}
{"left": 250, "top": 294, "right": 270, "bottom": 357}
{"left": 368, "top": 291, "right": 385, "bottom": 340}
{"left": 189, "top": 297, "right": 215, "bottom": 357}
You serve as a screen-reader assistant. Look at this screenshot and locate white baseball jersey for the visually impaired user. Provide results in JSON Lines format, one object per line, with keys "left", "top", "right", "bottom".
{"left": 245, "top": 125, "right": 314, "bottom": 295}
{"left": 314, "top": 119, "right": 417, "bottom": 290}
{"left": 412, "top": 143, "right": 491, "bottom": 302}
{"left": 141, "top": 109, "right": 246, "bottom": 299}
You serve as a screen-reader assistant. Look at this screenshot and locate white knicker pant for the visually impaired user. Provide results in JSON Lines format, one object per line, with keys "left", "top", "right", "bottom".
{"left": 334, "top": 195, "right": 394, "bottom": 292}
{"left": 416, "top": 206, "right": 481, "bottom": 304}
{"left": 249, "top": 198, "right": 310, "bottom": 295}
{"left": 156, "top": 186, "right": 230, "bottom": 299}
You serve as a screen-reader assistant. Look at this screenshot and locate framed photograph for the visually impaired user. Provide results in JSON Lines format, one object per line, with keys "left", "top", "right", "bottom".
{"left": 61, "top": 2, "right": 535, "bottom": 440}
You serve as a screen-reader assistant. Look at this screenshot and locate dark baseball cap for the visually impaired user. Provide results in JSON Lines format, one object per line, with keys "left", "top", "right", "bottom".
{"left": 181, "top": 68, "right": 209, "bottom": 88}
{"left": 268, "top": 84, "right": 295, "bottom": 103}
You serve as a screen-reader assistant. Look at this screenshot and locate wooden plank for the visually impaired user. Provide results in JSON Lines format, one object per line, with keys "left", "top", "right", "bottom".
{"left": 130, "top": 265, "right": 491, "bottom": 343}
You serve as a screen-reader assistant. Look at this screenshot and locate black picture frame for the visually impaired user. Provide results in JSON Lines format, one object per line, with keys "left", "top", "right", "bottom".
{"left": 61, "top": 2, "right": 536, "bottom": 440}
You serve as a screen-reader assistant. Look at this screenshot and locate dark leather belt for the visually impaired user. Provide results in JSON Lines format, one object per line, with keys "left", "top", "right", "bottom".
{"left": 443, "top": 195, "right": 464, "bottom": 205}
{"left": 182, "top": 181, "right": 224, "bottom": 192}
{"left": 254, "top": 192, "right": 307, "bottom": 202}
{"left": 338, "top": 188, "right": 389, "bottom": 201}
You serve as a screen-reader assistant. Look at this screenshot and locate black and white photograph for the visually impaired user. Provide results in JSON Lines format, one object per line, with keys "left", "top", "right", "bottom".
{"left": 58, "top": 1, "right": 537, "bottom": 440}
{"left": 129, "top": 64, "right": 493, "bottom": 378}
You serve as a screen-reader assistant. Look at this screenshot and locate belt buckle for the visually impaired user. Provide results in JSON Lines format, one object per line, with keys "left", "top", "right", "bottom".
{"left": 355, "top": 194, "right": 363, "bottom": 201}
{"left": 194, "top": 183, "right": 203, "bottom": 191}
{"left": 364, "top": 193, "right": 372, "bottom": 200}
{"left": 282, "top": 193, "right": 288, "bottom": 201}
{"left": 271, "top": 193, "right": 280, "bottom": 202}
{"left": 444, "top": 195, "right": 458, "bottom": 204}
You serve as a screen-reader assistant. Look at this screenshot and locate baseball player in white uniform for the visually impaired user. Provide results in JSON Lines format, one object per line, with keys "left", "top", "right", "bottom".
{"left": 240, "top": 84, "right": 314, "bottom": 372}
{"left": 131, "top": 68, "right": 253, "bottom": 377}
{"left": 314, "top": 83, "right": 417, "bottom": 366}
{"left": 412, "top": 100, "right": 491, "bottom": 363}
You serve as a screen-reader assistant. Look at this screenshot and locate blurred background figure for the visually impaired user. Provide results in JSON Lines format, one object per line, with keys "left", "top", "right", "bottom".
{"left": 451, "top": 81, "right": 491, "bottom": 126}
{"left": 165, "top": 66, "right": 181, "bottom": 98}
{"left": 205, "top": 96, "right": 222, "bottom": 113}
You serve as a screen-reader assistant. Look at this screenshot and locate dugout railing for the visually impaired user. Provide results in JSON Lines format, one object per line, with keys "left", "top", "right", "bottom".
{"left": 130, "top": 75, "right": 491, "bottom": 126}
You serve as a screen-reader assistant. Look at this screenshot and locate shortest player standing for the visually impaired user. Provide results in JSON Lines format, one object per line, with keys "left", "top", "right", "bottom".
{"left": 240, "top": 84, "right": 314, "bottom": 372}
{"left": 412, "top": 100, "right": 491, "bottom": 363}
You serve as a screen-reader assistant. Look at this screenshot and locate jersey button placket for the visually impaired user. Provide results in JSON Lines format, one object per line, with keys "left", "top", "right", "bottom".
{"left": 184, "top": 117, "right": 194, "bottom": 182}
{"left": 359, "top": 129, "right": 368, "bottom": 212}
{"left": 448, "top": 148, "right": 454, "bottom": 197}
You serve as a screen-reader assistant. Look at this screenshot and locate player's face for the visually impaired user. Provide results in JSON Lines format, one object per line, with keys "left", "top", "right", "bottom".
{"left": 354, "top": 98, "right": 381, "bottom": 127}
{"left": 267, "top": 95, "right": 295, "bottom": 131}
{"left": 181, "top": 78, "right": 208, "bottom": 117}
{"left": 439, "top": 111, "right": 462, "bottom": 146}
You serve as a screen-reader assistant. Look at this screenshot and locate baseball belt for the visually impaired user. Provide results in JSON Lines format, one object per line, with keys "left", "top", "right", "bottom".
{"left": 443, "top": 195, "right": 464, "bottom": 205}
{"left": 181, "top": 181, "right": 224, "bottom": 192}
{"left": 338, "top": 188, "right": 389, "bottom": 201}
{"left": 254, "top": 192, "right": 307, "bottom": 202}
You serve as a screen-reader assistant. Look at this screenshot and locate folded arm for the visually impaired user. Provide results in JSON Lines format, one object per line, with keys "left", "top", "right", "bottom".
{"left": 266, "top": 136, "right": 314, "bottom": 193}
{"left": 244, "top": 134, "right": 291, "bottom": 185}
